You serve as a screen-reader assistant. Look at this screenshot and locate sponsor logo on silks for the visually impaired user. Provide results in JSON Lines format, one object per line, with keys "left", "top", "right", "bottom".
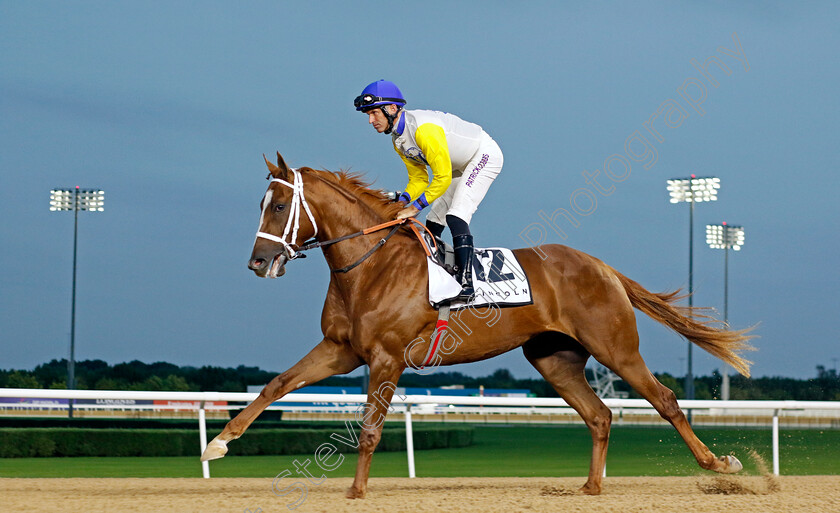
{"left": 465, "top": 154, "right": 490, "bottom": 187}
{"left": 404, "top": 147, "right": 428, "bottom": 165}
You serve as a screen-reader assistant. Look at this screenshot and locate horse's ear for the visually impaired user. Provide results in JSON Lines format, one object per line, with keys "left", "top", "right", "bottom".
{"left": 264, "top": 151, "right": 291, "bottom": 179}
{"left": 263, "top": 154, "right": 279, "bottom": 174}
{"left": 276, "top": 152, "right": 291, "bottom": 174}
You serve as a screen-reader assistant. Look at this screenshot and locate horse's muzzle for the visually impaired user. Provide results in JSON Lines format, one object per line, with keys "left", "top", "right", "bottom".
{"left": 248, "top": 253, "right": 287, "bottom": 278}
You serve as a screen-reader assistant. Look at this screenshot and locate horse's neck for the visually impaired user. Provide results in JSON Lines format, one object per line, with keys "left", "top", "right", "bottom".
{"left": 311, "top": 178, "right": 423, "bottom": 289}
{"left": 310, "top": 180, "right": 385, "bottom": 242}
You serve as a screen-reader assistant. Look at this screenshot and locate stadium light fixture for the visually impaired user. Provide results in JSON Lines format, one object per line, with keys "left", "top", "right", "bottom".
{"left": 706, "top": 222, "right": 745, "bottom": 401}
{"left": 666, "top": 175, "right": 719, "bottom": 403}
{"left": 667, "top": 176, "right": 720, "bottom": 204}
{"left": 50, "top": 187, "right": 105, "bottom": 417}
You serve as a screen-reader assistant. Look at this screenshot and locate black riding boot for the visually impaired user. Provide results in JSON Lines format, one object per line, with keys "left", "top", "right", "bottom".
{"left": 453, "top": 234, "right": 475, "bottom": 301}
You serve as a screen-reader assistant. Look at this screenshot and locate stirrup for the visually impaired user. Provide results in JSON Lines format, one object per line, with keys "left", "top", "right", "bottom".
{"left": 455, "top": 285, "right": 474, "bottom": 302}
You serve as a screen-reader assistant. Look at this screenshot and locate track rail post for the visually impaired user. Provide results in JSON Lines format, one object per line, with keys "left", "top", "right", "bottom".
{"left": 405, "top": 404, "right": 416, "bottom": 478}
{"left": 199, "top": 400, "right": 210, "bottom": 478}
{"left": 772, "top": 409, "right": 780, "bottom": 476}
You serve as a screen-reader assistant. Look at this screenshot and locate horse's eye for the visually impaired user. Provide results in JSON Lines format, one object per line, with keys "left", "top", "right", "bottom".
{"left": 274, "top": 204, "right": 286, "bottom": 213}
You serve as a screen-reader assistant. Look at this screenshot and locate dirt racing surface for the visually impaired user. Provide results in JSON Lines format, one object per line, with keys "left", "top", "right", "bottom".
{"left": 2, "top": 476, "right": 838, "bottom": 513}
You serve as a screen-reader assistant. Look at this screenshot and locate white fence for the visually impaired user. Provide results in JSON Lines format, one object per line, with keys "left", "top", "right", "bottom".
{"left": 2, "top": 388, "right": 839, "bottom": 478}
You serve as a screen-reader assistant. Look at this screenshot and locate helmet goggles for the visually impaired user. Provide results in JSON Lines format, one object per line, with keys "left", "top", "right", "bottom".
{"left": 354, "top": 93, "right": 406, "bottom": 111}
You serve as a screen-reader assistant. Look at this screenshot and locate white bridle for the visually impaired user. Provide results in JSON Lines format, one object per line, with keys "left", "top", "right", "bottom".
{"left": 255, "top": 168, "right": 318, "bottom": 258}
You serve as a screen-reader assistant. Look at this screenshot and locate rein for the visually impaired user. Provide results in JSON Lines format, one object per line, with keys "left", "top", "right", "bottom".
{"left": 318, "top": 222, "right": 404, "bottom": 273}
{"left": 256, "top": 169, "right": 436, "bottom": 273}
{"left": 299, "top": 217, "right": 434, "bottom": 273}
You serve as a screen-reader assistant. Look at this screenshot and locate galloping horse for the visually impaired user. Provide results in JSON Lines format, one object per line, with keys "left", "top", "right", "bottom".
{"left": 201, "top": 152, "right": 754, "bottom": 498}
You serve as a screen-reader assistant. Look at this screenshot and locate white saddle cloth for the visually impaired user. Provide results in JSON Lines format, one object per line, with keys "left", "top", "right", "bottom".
{"left": 427, "top": 247, "right": 533, "bottom": 309}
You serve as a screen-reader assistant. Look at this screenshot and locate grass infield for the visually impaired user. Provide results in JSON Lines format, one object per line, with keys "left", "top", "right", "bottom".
{"left": 1, "top": 424, "right": 837, "bottom": 478}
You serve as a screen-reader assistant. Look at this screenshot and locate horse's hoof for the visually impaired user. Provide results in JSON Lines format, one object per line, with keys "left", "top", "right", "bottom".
{"left": 345, "top": 486, "right": 366, "bottom": 499}
{"left": 717, "top": 454, "right": 743, "bottom": 474}
{"left": 579, "top": 483, "right": 602, "bottom": 495}
{"left": 200, "top": 438, "right": 228, "bottom": 462}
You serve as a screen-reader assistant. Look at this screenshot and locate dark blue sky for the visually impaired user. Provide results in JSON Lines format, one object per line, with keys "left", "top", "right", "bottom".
{"left": 1, "top": 1, "right": 838, "bottom": 380}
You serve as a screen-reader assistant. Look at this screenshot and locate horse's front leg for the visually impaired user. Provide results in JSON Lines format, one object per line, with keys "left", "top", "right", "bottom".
{"left": 346, "top": 360, "right": 404, "bottom": 499}
{"left": 201, "top": 338, "right": 362, "bottom": 461}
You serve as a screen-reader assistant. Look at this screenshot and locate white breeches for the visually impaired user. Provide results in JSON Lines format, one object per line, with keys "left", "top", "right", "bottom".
{"left": 427, "top": 132, "right": 503, "bottom": 226}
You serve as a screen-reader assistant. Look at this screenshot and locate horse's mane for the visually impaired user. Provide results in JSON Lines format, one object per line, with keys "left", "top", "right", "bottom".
{"left": 303, "top": 168, "right": 404, "bottom": 220}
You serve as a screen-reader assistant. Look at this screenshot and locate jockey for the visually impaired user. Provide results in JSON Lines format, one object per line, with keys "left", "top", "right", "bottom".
{"left": 354, "top": 79, "right": 503, "bottom": 301}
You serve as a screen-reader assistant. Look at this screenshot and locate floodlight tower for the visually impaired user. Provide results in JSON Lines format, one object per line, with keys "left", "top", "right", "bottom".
{"left": 706, "top": 222, "right": 745, "bottom": 400}
{"left": 666, "top": 175, "right": 720, "bottom": 401}
{"left": 50, "top": 187, "right": 105, "bottom": 417}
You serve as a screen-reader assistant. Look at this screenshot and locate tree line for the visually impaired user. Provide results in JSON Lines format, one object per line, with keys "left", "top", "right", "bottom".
{"left": 1, "top": 359, "right": 838, "bottom": 401}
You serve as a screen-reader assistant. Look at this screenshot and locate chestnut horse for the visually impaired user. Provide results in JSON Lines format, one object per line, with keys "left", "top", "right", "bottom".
{"left": 201, "top": 153, "right": 754, "bottom": 498}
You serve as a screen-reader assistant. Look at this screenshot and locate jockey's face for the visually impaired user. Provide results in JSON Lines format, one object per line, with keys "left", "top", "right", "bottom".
{"left": 366, "top": 104, "right": 399, "bottom": 133}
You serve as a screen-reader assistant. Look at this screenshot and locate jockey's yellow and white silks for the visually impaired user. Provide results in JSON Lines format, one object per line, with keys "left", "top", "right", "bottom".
{"left": 392, "top": 109, "right": 503, "bottom": 225}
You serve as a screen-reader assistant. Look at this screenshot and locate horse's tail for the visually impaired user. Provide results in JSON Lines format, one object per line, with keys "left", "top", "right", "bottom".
{"left": 613, "top": 269, "right": 755, "bottom": 378}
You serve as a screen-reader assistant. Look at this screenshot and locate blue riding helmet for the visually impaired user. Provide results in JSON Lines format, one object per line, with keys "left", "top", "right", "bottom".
{"left": 354, "top": 80, "right": 406, "bottom": 111}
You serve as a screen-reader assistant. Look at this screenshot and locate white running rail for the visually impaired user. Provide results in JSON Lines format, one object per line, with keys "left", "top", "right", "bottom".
{"left": 2, "top": 388, "right": 839, "bottom": 478}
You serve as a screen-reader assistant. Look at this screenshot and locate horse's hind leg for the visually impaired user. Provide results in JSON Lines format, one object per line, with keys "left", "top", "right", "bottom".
{"left": 201, "top": 339, "right": 362, "bottom": 461}
{"left": 523, "top": 333, "right": 612, "bottom": 495}
{"left": 600, "top": 349, "right": 742, "bottom": 474}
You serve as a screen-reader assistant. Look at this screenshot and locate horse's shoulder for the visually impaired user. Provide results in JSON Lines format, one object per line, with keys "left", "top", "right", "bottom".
{"left": 320, "top": 279, "right": 351, "bottom": 337}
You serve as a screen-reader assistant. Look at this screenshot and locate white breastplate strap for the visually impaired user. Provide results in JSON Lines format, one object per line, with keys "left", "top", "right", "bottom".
{"left": 256, "top": 168, "right": 318, "bottom": 257}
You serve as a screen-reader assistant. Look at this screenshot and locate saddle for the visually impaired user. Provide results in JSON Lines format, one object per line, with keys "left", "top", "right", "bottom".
{"left": 416, "top": 229, "right": 534, "bottom": 369}
{"left": 422, "top": 230, "right": 534, "bottom": 309}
